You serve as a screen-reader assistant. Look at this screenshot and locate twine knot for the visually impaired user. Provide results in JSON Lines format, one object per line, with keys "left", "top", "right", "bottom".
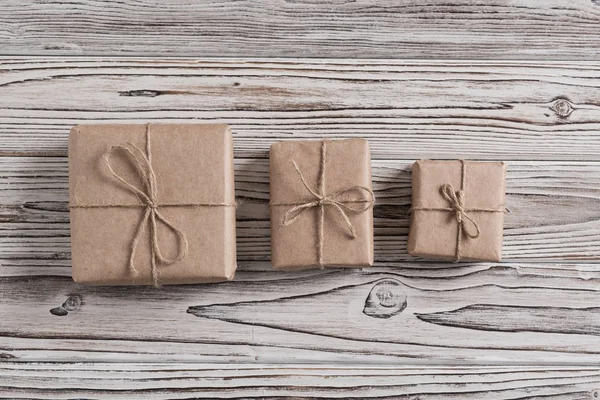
{"left": 272, "top": 140, "right": 375, "bottom": 268}
{"left": 440, "top": 183, "right": 480, "bottom": 240}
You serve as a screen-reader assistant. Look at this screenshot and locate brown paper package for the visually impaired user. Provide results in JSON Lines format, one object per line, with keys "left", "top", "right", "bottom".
{"left": 408, "top": 160, "right": 506, "bottom": 262}
{"left": 69, "top": 124, "right": 237, "bottom": 285}
{"left": 270, "top": 139, "right": 374, "bottom": 270}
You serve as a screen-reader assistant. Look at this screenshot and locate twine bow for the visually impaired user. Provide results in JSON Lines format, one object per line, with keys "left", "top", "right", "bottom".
{"left": 270, "top": 140, "right": 375, "bottom": 268}
{"left": 102, "top": 138, "right": 188, "bottom": 287}
{"left": 439, "top": 183, "right": 481, "bottom": 240}
{"left": 70, "top": 124, "right": 235, "bottom": 287}
{"left": 411, "top": 160, "right": 505, "bottom": 262}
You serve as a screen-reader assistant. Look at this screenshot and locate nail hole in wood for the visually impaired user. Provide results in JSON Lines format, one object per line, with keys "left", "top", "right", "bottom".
{"left": 50, "top": 306, "right": 68, "bottom": 316}
{"left": 118, "top": 90, "right": 161, "bottom": 97}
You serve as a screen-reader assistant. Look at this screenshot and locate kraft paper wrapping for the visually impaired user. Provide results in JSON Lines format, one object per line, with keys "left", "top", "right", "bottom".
{"left": 270, "top": 139, "right": 374, "bottom": 270}
{"left": 408, "top": 160, "right": 506, "bottom": 262}
{"left": 69, "top": 124, "right": 237, "bottom": 285}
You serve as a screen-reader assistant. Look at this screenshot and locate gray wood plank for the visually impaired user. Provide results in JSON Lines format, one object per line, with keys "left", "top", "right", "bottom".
{"left": 1, "top": 363, "right": 599, "bottom": 399}
{"left": 2, "top": 157, "right": 600, "bottom": 263}
{"left": 1, "top": 57, "right": 600, "bottom": 369}
{"left": 2, "top": 58, "right": 600, "bottom": 160}
{"left": 2, "top": 262, "right": 600, "bottom": 364}
{"left": 1, "top": 1, "right": 600, "bottom": 59}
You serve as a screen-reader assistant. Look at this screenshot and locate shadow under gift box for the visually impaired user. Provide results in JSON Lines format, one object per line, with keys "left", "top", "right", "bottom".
{"left": 408, "top": 160, "right": 506, "bottom": 262}
{"left": 269, "top": 139, "right": 374, "bottom": 270}
{"left": 69, "top": 124, "right": 237, "bottom": 285}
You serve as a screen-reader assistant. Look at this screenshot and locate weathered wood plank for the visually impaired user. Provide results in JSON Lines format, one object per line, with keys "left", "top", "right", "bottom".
{"left": 2, "top": 157, "right": 600, "bottom": 263}
{"left": 1, "top": 262, "right": 600, "bottom": 364}
{"left": 2, "top": 58, "right": 600, "bottom": 159}
{"left": 1, "top": 56, "right": 600, "bottom": 371}
{"left": 1, "top": 363, "right": 599, "bottom": 399}
{"left": 1, "top": 1, "right": 600, "bottom": 60}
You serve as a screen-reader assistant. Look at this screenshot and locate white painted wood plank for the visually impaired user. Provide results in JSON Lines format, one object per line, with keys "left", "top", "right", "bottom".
{"left": 2, "top": 157, "right": 600, "bottom": 263}
{"left": 1, "top": 58, "right": 600, "bottom": 160}
{"left": 1, "top": 1, "right": 600, "bottom": 60}
{"left": 1, "top": 363, "right": 599, "bottom": 399}
{"left": 2, "top": 262, "right": 600, "bottom": 364}
{"left": 1, "top": 57, "right": 599, "bottom": 372}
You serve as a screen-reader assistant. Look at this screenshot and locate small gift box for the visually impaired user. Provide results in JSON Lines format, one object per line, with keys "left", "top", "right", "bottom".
{"left": 408, "top": 160, "right": 506, "bottom": 262}
{"left": 69, "top": 123, "right": 237, "bottom": 286}
{"left": 269, "top": 139, "right": 375, "bottom": 270}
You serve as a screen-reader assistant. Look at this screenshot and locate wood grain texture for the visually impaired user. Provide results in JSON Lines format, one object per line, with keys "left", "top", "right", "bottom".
{"left": 2, "top": 56, "right": 600, "bottom": 387}
{"left": 2, "top": 262, "right": 600, "bottom": 364}
{"left": 416, "top": 304, "right": 600, "bottom": 335}
{"left": 2, "top": 157, "right": 600, "bottom": 263}
{"left": 2, "top": 58, "right": 600, "bottom": 160}
{"left": 2, "top": 363, "right": 600, "bottom": 399}
{"left": 1, "top": 1, "right": 600, "bottom": 60}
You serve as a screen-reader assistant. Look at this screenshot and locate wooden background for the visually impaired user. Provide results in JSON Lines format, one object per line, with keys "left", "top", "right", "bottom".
{"left": 2, "top": 1, "right": 600, "bottom": 399}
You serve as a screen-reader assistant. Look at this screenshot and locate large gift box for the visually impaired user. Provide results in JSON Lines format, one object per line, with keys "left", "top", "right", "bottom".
{"left": 408, "top": 160, "right": 506, "bottom": 262}
{"left": 269, "top": 139, "right": 375, "bottom": 270}
{"left": 69, "top": 124, "right": 237, "bottom": 286}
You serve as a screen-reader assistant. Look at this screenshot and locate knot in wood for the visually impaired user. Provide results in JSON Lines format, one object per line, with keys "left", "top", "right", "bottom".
{"left": 50, "top": 295, "right": 82, "bottom": 316}
{"left": 63, "top": 295, "right": 82, "bottom": 311}
{"left": 363, "top": 279, "right": 407, "bottom": 319}
{"left": 551, "top": 99, "right": 574, "bottom": 118}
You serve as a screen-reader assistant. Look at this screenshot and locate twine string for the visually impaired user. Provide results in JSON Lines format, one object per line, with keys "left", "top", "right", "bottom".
{"left": 271, "top": 140, "right": 375, "bottom": 268}
{"left": 101, "top": 125, "right": 188, "bottom": 286}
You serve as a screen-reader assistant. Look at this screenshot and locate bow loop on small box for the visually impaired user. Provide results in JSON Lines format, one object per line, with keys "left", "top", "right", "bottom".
{"left": 440, "top": 183, "right": 480, "bottom": 239}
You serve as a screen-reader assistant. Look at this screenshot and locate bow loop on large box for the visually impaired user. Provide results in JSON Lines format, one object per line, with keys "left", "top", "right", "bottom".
{"left": 103, "top": 142, "right": 188, "bottom": 282}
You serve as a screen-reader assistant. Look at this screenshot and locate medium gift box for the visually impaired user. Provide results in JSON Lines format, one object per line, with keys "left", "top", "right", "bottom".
{"left": 269, "top": 139, "right": 375, "bottom": 270}
{"left": 69, "top": 123, "right": 237, "bottom": 286}
{"left": 408, "top": 160, "right": 506, "bottom": 262}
